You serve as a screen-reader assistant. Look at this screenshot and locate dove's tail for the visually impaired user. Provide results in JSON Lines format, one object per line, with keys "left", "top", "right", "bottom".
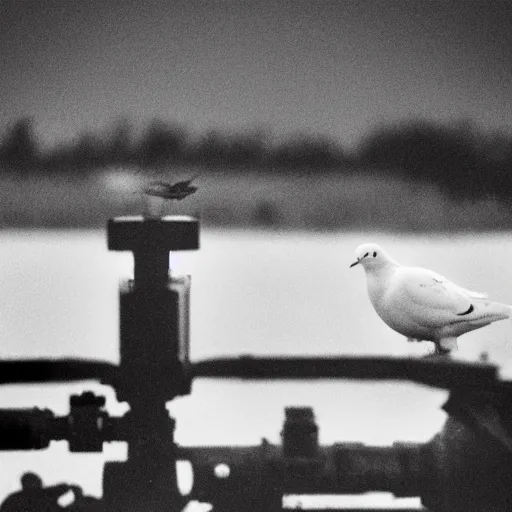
{"left": 469, "top": 300, "right": 512, "bottom": 326}
{"left": 466, "top": 290, "right": 489, "bottom": 299}
{"left": 455, "top": 283, "right": 488, "bottom": 300}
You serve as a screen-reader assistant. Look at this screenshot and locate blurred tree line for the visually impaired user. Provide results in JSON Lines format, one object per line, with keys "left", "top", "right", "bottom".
{"left": 0, "top": 117, "right": 349, "bottom": 172}
{"left": 1, "top": 116, "right": 512, "bottom": 200}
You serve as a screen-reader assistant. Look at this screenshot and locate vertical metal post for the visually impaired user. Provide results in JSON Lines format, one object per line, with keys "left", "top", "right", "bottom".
{"left": 104, "top": 215, "right": 199, "bottom": 512}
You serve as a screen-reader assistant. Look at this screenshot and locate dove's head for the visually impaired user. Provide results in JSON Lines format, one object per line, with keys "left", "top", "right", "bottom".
{"left": 350, "top": 243, "right": 395, "bottom": 271}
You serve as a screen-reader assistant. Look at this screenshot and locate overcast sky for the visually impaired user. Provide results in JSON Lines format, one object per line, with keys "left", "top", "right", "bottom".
{"left": 1, "top": 0, "right": 512, "bottom": 149}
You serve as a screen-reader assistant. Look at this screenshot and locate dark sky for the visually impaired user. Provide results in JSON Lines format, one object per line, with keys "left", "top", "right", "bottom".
{"left": 1, "top": 0, "right": 512, "bottom": 149}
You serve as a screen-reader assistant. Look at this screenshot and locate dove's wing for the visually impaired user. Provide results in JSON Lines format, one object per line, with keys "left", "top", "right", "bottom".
{"left": 431, "top": 272, "right": 488, "bottom": 299}
{"left": 390, "top": 267, "right": 479, "bottom": 327}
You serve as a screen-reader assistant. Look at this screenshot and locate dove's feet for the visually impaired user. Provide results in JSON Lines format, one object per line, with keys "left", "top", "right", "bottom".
{"left": 439, "top": 337, "right": 458, "bottom": 352}
{"left": 422, "top": 351, "right": 451, "bottom": 359}
{"left": 421, "top": 342, "right": 452, "bottom": 359}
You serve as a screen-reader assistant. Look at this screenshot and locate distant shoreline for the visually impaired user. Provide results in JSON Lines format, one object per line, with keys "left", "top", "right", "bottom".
{"left": 2, "top": 167, "right": 512, "bottom": 232}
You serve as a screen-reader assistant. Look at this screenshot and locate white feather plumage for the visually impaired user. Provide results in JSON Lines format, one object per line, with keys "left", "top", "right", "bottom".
{"left": 351, "top": 243, "right": 511, "bottom": 354}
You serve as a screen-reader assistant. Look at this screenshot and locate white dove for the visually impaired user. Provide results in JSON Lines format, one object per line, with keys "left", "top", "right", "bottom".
{"left": 350, "top": 243, "right": 512, "bottom": 355}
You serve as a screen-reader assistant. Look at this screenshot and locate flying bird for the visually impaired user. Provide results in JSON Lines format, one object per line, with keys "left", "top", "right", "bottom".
{"left": 350, "top": 243, "right": 511, "bottom": 355}
{"left": 144, "top": 177, "right": 198, "bottom": 201}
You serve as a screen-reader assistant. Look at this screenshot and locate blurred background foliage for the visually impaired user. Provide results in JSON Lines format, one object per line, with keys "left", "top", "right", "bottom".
{"left": 1, "top": 116, "right": 512, "bottom": 231}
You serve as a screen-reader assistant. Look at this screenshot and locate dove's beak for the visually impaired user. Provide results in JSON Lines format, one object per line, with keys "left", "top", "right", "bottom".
{"left": 350, "top": 259, "right": 359, "bottom": 268}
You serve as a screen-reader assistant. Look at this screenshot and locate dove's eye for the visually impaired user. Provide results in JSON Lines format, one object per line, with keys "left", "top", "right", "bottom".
{"left": 364, "top": 252, "right": 369, "bottom": 257}
{"left": 373, "top": 251, "right": 377, "bottom": 257}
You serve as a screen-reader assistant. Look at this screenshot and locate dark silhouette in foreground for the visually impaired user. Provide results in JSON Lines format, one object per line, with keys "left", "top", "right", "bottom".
{"left": 0, "top": 472, "right": 71, "bottom": 512}
{"left": 0, "top": 473, "right": 102, "bottom": 512}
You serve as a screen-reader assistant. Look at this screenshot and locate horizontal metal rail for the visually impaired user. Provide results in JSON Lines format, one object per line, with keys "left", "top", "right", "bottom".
{"left": 0, "top": 359, "right": 118, "bottom": 385}
{"left": 190, "top": 355, "right": 502, "bottom": 390}
{"left": 0, "top": 355, "right": 507, "bottom": 392}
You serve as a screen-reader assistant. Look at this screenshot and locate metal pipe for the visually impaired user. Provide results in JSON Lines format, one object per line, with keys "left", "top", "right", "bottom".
{"left": 190, "top": 355, "right": 500, "bottom": 390}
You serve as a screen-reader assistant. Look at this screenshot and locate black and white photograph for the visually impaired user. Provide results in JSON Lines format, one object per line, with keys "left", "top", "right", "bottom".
{"left": 1, "top": 1, "right": 512, "bottom": 511}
